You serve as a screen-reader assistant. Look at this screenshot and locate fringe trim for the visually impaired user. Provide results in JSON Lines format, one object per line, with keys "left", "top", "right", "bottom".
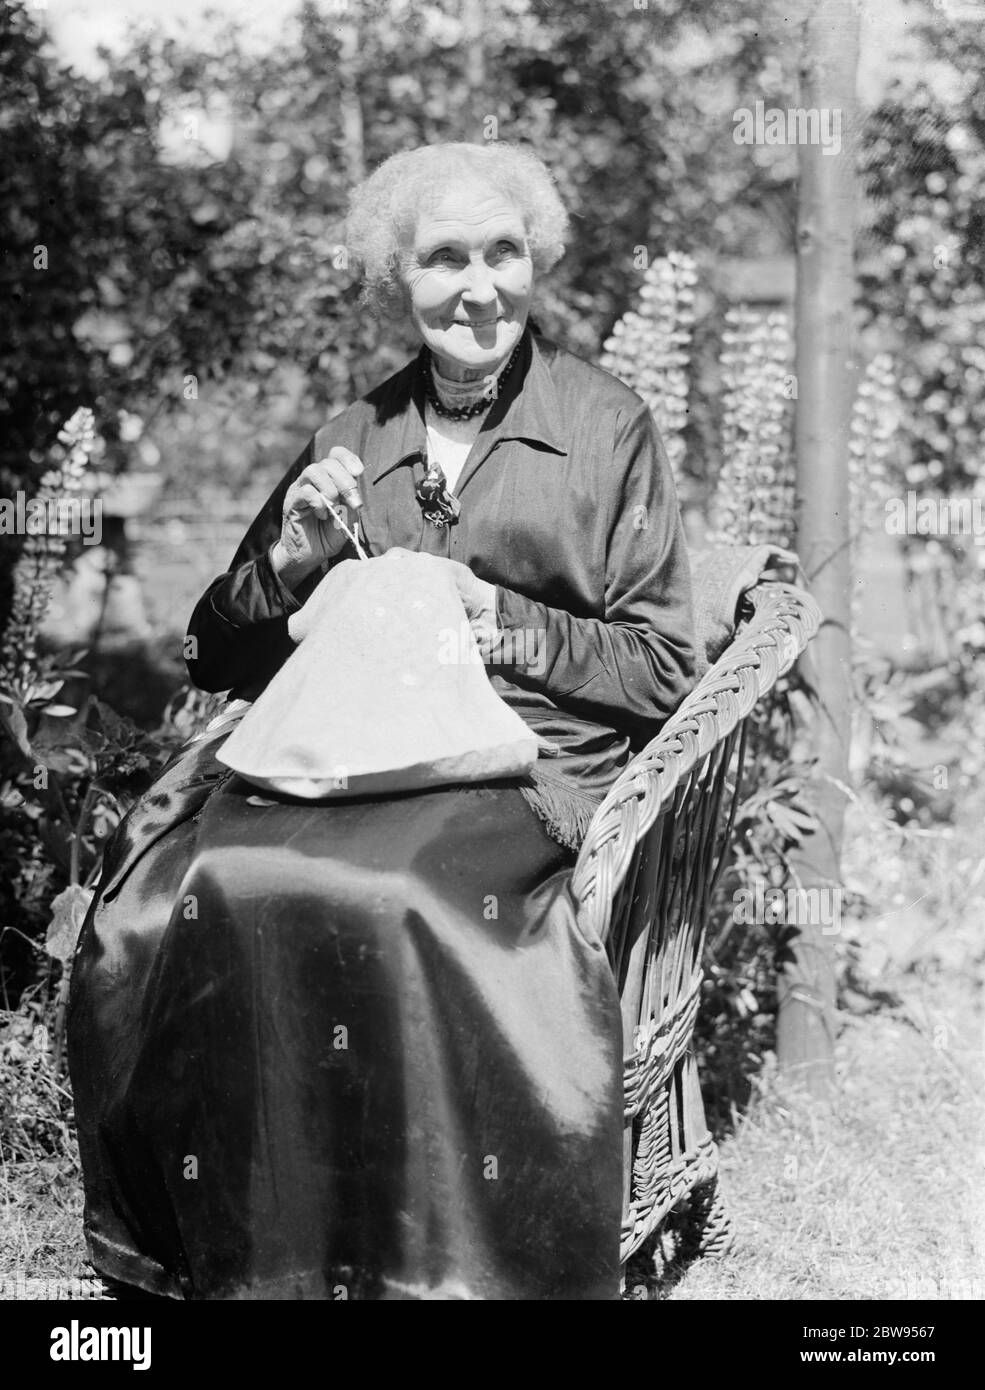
{"left": 520, "top": 769, "right": 604, "bottom": 853}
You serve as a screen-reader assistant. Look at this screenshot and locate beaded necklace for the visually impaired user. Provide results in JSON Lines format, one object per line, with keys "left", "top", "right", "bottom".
{"left": 421, "top": 338, "right": 523, "bottom": 421}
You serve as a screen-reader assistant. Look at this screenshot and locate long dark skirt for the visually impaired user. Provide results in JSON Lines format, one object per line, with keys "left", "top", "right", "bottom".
{"left": 67, "top": 726, "right": 624, "bottom": 1300}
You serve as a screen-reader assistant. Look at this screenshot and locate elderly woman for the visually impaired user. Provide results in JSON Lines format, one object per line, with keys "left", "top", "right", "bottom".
{"left": 68, "top": 142, "right": 697, "bottom": 1301}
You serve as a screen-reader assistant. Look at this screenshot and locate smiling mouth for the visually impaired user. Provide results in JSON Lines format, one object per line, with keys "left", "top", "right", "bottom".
{"left": 450, "top": 317, "right": 502, "bottom": 328}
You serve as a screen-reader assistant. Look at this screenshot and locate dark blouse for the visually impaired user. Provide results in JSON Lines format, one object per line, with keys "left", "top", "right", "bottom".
{"left": 185, "top": 327, "right": 698, "bottom": 828}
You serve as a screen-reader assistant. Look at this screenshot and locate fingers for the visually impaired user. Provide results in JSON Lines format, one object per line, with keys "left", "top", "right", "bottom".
{"left": 324, "top": 447, "right": 365, "bottom": 509}
{"left": 315, "top": 448, "right": 365, "bottom": 510}
{"left": 287, "top": 448, "right": 365, "bottom": 518}
{"left": 292, "top": 482, "right": 334, "bottom": 521}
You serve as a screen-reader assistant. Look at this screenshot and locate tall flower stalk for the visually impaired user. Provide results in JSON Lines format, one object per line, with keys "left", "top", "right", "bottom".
{"left": 707, "top": 308, "right": 794, "bottom": 548}
{"left": 848, "top": 352, "right": 898, "bottom": 544}
{"left": 847, "top": 352, "right": 898, "bottom": 639}
{"left": 0, "top": 408, "right": 97, "bottom": 701}
{"left": 599, "top": 252, "right": 697, "bottom": 479}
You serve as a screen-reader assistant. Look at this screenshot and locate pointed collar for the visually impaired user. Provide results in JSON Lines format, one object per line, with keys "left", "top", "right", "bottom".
{"left": 371, "top": 326, "right": 568, "bottom": 484}
{"left": 484, "top": 327, "right": 569, "bottom": 457}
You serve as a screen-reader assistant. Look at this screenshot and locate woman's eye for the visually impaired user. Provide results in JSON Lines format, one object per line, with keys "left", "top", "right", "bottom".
{"left": 428, "top": 249, "right": 458, "bottom": 266}
{"left": 494, "top": 241, "right": 518, "bottom": 256}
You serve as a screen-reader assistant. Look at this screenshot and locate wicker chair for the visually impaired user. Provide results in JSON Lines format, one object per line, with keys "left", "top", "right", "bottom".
{"left": 571, "top": 579, "right": 821, "bottom": 1272}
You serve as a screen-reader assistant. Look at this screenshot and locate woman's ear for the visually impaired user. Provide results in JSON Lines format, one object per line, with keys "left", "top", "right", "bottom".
{"left": 380, "top": 273, "right": 411, "bottom": 322}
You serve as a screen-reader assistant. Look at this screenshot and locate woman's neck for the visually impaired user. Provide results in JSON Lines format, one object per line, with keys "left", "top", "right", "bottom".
{"left": 431, "top": 356, "right": 503, "bottom": 384}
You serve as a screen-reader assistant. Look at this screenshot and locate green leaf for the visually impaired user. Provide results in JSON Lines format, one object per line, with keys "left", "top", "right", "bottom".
{"left": 0, "top": 702, "right": 35, "bottom": 760}
{"left": 44, "top": 884, "right": 95, "bottom": 966}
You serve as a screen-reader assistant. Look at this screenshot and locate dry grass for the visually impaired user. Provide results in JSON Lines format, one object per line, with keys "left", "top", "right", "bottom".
{"left": 665, "top": 788, "right": 985, "bottom": 1301}
{"left": 0, "top": 1112, "right": 87, "bottom": 1295}
{"left": 0, "top": 1159, "right": 87, "bottom": 1292}
{"left": 665, "top": 989, "right": 983, "bottom": 1300}
{"left": 0, "top": 1002, "right": 88, "bottom": 1293}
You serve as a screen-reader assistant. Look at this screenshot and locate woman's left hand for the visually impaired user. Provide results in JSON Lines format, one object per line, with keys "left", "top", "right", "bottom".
{"left": 383, "top": 549, "right": 499, "bottom": 659}
{"left": 437, "top": 557, "right": 500, "bottom": 660}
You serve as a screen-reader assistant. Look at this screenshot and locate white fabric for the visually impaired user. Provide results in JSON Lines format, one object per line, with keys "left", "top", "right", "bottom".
{"left": 424, "top": 404, "right": 485, "bottom": 494}
{"left": 216, "top": 550, "right": 538, "bottom": 798}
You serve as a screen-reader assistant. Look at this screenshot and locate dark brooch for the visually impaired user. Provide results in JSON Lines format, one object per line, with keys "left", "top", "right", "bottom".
{"left": 414, "top": 459, "right": 461, "bottom": 528}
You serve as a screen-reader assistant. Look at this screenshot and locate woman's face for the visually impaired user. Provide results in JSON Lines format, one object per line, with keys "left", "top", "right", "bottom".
{"left": 399, "top": 182, "right": 534, "bottom": 380}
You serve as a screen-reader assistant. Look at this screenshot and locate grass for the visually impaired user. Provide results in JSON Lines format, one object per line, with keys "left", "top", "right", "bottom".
{"left": 2, "top": 791, "right": 982, "bottom": 1301}
{"left": 0, "top": 989, "right": 89, "bottom": 1296}
{"left": 663, "top": 786, "right": 985, "bottom": 1301}
{"left": 0, "top": 1156, "right": 87, "bottom": 1296}
{"left": 664, "top": 985, "right": 983, "bottom": 1300}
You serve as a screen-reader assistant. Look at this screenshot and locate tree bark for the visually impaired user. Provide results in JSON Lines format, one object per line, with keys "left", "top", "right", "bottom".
{"left": 462, "top": 0, "right": 487, "bottom": 141}
{"left": 782, "top": 0, "right": 860, "bottom": 1096}
{"left": 338, "top": 14, "right": 365, "bottom": 186}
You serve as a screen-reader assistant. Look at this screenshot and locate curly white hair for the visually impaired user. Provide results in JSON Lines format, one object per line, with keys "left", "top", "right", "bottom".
{"left": 344, "top": 142, "right": 569, "bottom": 315}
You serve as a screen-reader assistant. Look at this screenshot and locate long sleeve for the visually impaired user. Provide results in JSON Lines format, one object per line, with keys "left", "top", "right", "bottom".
{"left": 185, "top": 439, "right": 317, "bottom": 694}
{"left": 492, "top": 404, "right": 697, "bottom": 744}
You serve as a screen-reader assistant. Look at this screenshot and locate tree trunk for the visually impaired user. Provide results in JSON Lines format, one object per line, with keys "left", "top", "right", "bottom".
{"left": 462, "top": 0, "right": 487, "bottom": 141}
{"left": 339, "top": 16, "right": 365, "bottom": 185}
{"left": 782, "top": 0, "right": 860, "bottom": 1096}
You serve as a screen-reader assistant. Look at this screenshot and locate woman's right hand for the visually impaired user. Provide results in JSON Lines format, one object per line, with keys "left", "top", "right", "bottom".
{"left": 270, "top": 447, "right": 365, "bottom": 585}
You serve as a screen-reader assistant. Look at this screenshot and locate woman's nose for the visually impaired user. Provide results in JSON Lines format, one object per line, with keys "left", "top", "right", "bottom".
{"left": 461, "top": 262, "right": 498, "bottom": 305}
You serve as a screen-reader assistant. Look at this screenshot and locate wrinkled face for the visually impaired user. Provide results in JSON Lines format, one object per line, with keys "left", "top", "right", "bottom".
{"left": 398, "top": 182, "right": 534, "bottom": 379}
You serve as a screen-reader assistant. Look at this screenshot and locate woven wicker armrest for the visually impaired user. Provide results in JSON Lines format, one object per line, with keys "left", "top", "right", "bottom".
{"left": 569, "top": 580, "right": 821, "bottom": 1268}
{"left": 572, "top": 581, "right": 821, "bottom": 947}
